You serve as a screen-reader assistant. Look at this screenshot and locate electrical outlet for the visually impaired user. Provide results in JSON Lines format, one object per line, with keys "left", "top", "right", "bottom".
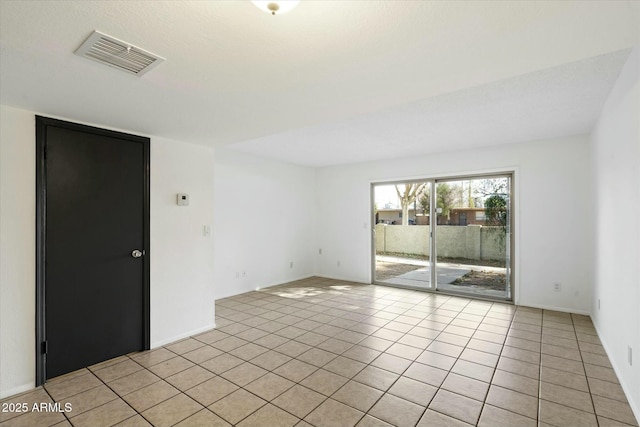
{"left": 318, "top": 248, "right": 322, "bottom": 255}
{"left": 553, "top": 283, "right": 561, "bottom": 292}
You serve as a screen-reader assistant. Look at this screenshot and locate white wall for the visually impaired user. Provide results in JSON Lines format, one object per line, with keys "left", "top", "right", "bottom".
{"left": 0, "top": 106, "right": 36, "bottom": 398}
{"left": 0, "top": 105, "right": 215, "bottom": 398}
{"left": 590, "top": 47, "right": 639, "bottom": 420}
{"left": 316, "top": 135, "right": 594, "bottom": 313}
{"left": 150, "top": 138, "right": 215, "bottom": 347}
{"left": 213, "top": 148, "right": 316, "bottom": 299}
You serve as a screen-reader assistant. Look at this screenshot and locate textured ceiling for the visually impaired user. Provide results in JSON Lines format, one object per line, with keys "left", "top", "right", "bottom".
{"left": 1, "top": 1, "right": 638, "bottom": 166}
{"left": 230, "top": 49, "right": 632, "bottom": 166}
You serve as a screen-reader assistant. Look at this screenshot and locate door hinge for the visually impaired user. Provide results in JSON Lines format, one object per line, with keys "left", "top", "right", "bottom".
{"left": 41, "top": 341, "right": 48, "bottom": 354}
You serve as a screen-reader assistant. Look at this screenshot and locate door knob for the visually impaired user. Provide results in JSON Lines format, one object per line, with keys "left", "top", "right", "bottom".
{"left": 131, "top": 249, "right": 144, "bottom": 258}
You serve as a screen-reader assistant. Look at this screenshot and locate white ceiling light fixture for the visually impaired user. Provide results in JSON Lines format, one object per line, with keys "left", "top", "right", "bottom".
{"left": 252, "top": 1, "right": 300, "bottom": 15}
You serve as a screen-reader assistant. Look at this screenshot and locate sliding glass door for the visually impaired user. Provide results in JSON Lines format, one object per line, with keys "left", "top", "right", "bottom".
{"left": 372, "top": 173, "right": 513, "bottom": 301}
{"left": 373, "top": 181, "right": 432, "bottom": 289}
{"left": 433, "top": 175, "right": 511, "bottom": 300}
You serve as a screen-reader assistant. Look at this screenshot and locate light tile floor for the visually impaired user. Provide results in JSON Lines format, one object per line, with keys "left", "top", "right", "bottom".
{"left": 1, "top": 277, "right": 638, "bottom": 427}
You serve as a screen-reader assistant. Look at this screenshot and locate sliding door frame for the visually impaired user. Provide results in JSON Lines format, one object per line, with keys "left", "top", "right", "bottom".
{"left": 371, "top": 171, "right": 515, "bottom": 302}
{"left": 371, "top": 178, "right": 435, "bottom": 290}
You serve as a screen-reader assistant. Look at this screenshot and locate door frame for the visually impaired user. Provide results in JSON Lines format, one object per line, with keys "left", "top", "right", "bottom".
{"left": 35, "top": 116, "right": 151, "bottom": 386}
{"left": 432, "top": 172, "right": 514, "bottom": 301}
{"left": 371, "top": 178, "right": 434, "bottom": 290}
{"left": 371, "top": 171, "right": 515, "bottom": 302}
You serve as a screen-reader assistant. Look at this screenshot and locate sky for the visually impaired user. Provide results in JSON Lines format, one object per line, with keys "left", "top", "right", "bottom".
{"left": 374, "top": 184, "right": 407, "bottom": 209}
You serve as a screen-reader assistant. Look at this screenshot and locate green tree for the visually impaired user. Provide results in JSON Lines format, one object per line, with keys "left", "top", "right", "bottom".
{"left": 485, "top": 194, "right": 507, "bottom": 227}
{"left": 418, "top": 189, "right": 429, "bottom": 215}
{"left": 419, "top": 183, "right": 456, "bottom": 223}
{"left": 437, "top": 183, "right": 456, "bottom": 218}
{"left": 485, "top": 193, "right": 508, "bottom": 246}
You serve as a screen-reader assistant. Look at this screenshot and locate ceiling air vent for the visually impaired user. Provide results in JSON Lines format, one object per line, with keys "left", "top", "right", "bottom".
{"left": 75, "top": 31, "right": 164, "bottom": 76}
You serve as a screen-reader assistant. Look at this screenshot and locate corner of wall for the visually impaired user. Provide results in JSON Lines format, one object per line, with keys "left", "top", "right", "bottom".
{"left": 588, "top": 46, "right": 640, "bottom": 423}
{"left": 212, "top": 149, "right": 318, "bottom": 299}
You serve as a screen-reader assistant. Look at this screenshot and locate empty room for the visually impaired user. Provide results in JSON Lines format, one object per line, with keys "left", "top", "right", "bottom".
{"left": 0, "top": 1, "right": 638, "bottom": 426}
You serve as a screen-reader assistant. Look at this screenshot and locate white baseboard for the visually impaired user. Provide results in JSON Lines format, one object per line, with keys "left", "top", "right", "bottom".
{"left": 0, "top": 382, "right": 37, "bottom": 400}
{"left": 150, "top": 323, "right": 217, "bottom": 349}
{"left": 315, "top": 274, "right": 370, "bottom": 285}
{"left": 215, "top": 275, "right": 318, "bottom": 300}
{"left": 592, "top": 321, "right": 640, "bottom": 425}
{"left": 2, "top": 324, "right": 218, "bottom": 400}
{"left": 517, "top": 302, "right": 591, "bottom": 316}
{"left": 254, "top": 275, "right": 316, "bottom": 291}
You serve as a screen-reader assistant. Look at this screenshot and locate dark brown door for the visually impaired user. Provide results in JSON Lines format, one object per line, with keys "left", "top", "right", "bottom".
{"left": 459, "top": 212, "right": 467, "bottom": 226}
{"left": 36, "top": 116, "right": 150, "bottom": 382}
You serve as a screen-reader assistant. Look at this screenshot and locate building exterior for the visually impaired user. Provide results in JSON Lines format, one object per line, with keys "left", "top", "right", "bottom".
{"left": 378, "top": 208, "right": 489, "bottom": 225}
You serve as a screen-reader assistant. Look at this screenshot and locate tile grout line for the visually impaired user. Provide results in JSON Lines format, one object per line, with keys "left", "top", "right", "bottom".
{"left": 215, "top": 283, "right": 406, "bottom": 425}
{"left": 536, "top": 310, "right": 544, "bottom": 425}
{"left": 91, "top": 357, "right": 156, "bottom": 427}
{"left": 211, "top": 281, "right": 635, "bottom": 426}
{"left": 225, "top": 283, "right": 537, "bottom": 425}
{"left": 335, "top": 292, "right": 457, "bottom": 426}
{"left": 474, "top": 298, "right": 504, "bottom": 426}
{"left": 18, "top": 279, "right": 632, "bottom": 427}
{"left": 351, "top": 290, "right": 463, "bottom": 425}
{"left": 266, "top": 285, "right": 444, "bottom": 425}
{"left": 40, "top": 373, "right": 76, "bottom": 426}
{"left": 573, "top": 312, "right": 601, "bottom": 427}
{"left": 81, "top": 347, "right": 202, "bottom": 426}
{"left": 408, "top": 296, "right": 481, "bottom": 426}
